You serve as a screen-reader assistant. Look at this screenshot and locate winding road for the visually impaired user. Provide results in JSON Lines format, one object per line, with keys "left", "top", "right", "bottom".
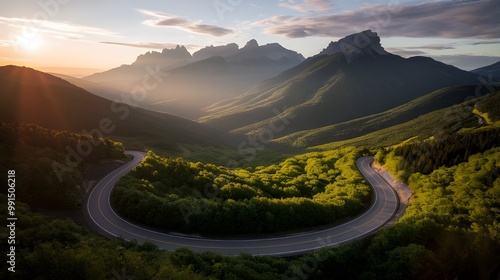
{"left": 85, "top": 151, "right": 399, "bottom": 256}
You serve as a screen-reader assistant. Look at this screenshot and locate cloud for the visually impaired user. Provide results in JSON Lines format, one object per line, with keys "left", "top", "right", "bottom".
{"left": 399, "top": 44, "right": 457, "bottom": 51}
{"left": 386, "top": 48, "right": 428, "bottom": 57}
{"left": 139, "top": 9, "right": 233, "bottom": 37}
{"left": 191, "top": 25, "right": 234, "bottom": 36}
{"left": 386, "top": 44, "right": 455, "bottom": 58}
{"left": 156, "top": 18, "right": 190, "bottom": 26}
{"left": 411, "top": 44, "right": 456, "bottom": 50}
{"left": 280, "top": 0, "right": 333, "bottom": 13}
{"left": 248, "top": 3, "right": 262, "bottom": 8}
{"left": 260, "top": 0, "right": 500, "bottom": 39}
{"left": 469, "top": 39, "right": 500, "bottom": 45}
{"left": 0, "top": 16, "right": 118, "bottom": 40}
{"left": 101, "top": 41, "right": 201, "bottom": 51}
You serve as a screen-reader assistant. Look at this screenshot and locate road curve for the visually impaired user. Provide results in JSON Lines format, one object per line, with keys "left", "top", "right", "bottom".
{"left": 85, "top": 152, "right": 399, "bottom": 256}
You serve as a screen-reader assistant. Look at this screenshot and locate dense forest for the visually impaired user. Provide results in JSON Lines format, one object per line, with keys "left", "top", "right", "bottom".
{"left": 404, "top": 148, "right": 500, "bottom": 241}
{"left": 378, "top": 126, "right": 500, "bottom": 180}
{"left": 0, "top": 121, "right": 126, "bottom": 208}
{"left": 3, "top": 146, "right": 499, "bottom": 279}
{"left": 112, "top": 147, "right": 372, "bottom": 235}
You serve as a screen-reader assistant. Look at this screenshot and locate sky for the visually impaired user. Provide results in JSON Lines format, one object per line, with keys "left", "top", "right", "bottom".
{"left": 0, "top": 0, "right": 499, "bottom": 76}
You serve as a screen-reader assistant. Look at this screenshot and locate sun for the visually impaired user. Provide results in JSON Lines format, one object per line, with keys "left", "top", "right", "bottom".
{"left": 16, "top": 32, "right": 42, "bottom": 51}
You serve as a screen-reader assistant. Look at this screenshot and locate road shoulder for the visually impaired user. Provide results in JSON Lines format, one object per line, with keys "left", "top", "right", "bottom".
{"left": 371, "top": 162, "right": 413, "bottom": 224}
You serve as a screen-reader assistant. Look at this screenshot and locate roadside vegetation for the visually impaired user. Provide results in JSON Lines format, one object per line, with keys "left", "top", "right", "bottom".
{"left": 2, "top": 90, "right": 499, "bottom": 279}
{"left": 3, "top": 145, "right": 499, "bottom": 279}
{"left": 0, "top": 121, "right": 126, "bottom": 209}
{"left": 378, "top": 126, "right": 500, "bottom": 181}
{"left": 112, "top": 147, "right": 371, "bottom": 235}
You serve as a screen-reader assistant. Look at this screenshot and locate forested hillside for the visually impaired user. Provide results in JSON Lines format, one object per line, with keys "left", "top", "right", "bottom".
{"left": 0, "top": 121, "right": 125, "bottom": 208}
{"left": 404, "top": 148, "right": 500, "bottom": 240}
{"left": 3, "top": 146, "right": 499, "bottom": 279}
{"left": 379, "top": 127, "right": 500, "bottom": 180}
{"left": 112, "top": 147, "right": 371, "bottom": 235}
{"left": 313, "top": 90, "right": 500, "bottom": 151}
{"left": 275, "top": 85, "right": 494, "bottom": 148}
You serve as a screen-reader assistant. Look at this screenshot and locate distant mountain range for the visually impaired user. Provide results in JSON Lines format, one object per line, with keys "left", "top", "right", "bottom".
{"left": 194, "top": 39, "right": 304, "bottom": 64}
{"left": 0, "top": 65, "right": 228, "bottom": 150}
{"left": 199, "top": 30, "right": 483, "bottom": 144}
{"left": 82, "top": 40, "right": 304, "bottom": 119}
{"left": 4, "top": 30, "right": 498, "bottom": 153}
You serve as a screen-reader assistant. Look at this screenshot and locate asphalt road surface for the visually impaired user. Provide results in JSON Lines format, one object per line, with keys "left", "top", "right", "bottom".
{"left": 85, "top": 152, "right": 399, "bottom": 256}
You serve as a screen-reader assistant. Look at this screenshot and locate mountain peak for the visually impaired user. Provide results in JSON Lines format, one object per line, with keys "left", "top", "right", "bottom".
{"left": 162, "top": 45, "right": 190, "bottom": 56}
{"left": 244, "top": 39, "right": 259, "bottom": 49}
{"left": 317, "top": 30, "right": 388, "bottom": 59}
{"left": 133, "top": 45, "right": 192, "bottom": 66}
{"left": 192, "top": 43, "right": 239, "bottom": 61}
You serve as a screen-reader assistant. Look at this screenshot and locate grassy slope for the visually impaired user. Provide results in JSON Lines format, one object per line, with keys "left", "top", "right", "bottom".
{"left": 311, "top": 90, "right": 500, "bottom": 151}
{"left": 274, "top": 85, "right": 486, "bottom": 147}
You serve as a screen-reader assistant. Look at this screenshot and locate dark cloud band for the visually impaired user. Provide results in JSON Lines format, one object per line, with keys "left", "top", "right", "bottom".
{"left": 261, "top": 0, "right": 500, "bottom": 39}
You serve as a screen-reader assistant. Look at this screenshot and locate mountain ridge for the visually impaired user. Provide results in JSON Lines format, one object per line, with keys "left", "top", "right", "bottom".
{"left": 310, "top": 29, "right": 388, "bottom": 61}
{"left": 199, "top": 30, "right": 482, "bottom": 140}
{"left": 85, "top": 39, "right": 304, "bottom": 82}
{"left": 81, "top": 40, "right": 305, "bottom": 119}
{"left": 0, "top": 65, "right": 228, "bottom": 150}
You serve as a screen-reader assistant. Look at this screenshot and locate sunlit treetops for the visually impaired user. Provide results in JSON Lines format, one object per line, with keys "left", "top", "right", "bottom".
{"left": 112, "top": 147, "right": 372, "bottom": 235}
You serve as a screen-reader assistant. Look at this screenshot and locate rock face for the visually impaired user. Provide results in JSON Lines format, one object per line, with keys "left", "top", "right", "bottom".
{"left": 243, "top": 39, "right": 259, "bottom": 49}
{"left": 193, "top": 39, "right": 305, "bottom": 65}
{"left": 312, "top": 30, "right": 388, "bottom": 61}
{"left": 82, "top": 40, "right": 305, "bottom": 119}
{"left": 134, "top": 45, "right": 192, "bottom": 66}
{"left": 84, "top": 45, "right": 193, "bottom": 84}
{"left": 225, "top": 40, "right": 305, "bottom": 65}
{"left": 192, "top": 43, "right": 239, "bottom": 61}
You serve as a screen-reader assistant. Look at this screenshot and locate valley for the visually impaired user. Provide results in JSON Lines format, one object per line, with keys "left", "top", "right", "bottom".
{"left": 1, "top": 25, "right": 499, "bottom": 280}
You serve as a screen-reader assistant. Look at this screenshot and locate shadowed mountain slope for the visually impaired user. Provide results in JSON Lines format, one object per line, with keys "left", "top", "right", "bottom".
{"left": 472, "top": 60, "right": 500, "bottom": 82}
{"left": 0, "top": 65, "right": 227, "bottom": 149}
{"left": 200, "top": 30, "right": 481, "bottom": 140}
